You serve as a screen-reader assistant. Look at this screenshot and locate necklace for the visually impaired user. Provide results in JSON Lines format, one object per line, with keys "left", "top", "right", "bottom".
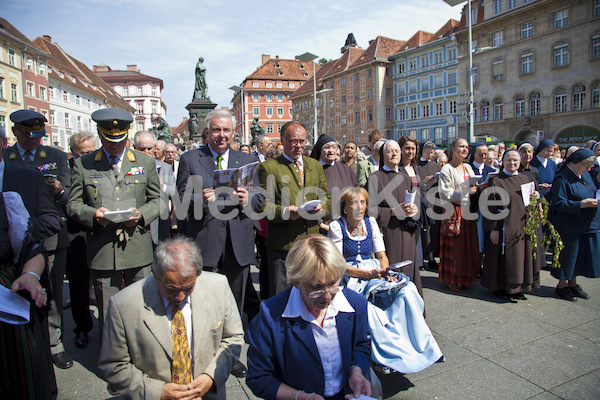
{"left": 349, "top": 223, "right": 363, "bottom": 237}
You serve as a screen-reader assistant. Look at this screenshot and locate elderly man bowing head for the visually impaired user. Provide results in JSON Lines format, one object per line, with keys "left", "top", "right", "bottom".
{"left": 99, "top": 237, "right": 244, "bottom": 400}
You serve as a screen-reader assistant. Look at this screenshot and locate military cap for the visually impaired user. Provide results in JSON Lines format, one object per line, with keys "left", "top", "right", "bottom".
{"left": 92, "top": 108, "right": 133, "bottom": 142}
{"left": 10, "top": 109, "right": 47, "bottom": 138}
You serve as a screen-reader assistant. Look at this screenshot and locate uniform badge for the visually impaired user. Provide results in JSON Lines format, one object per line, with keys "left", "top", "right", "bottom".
{"left": 93, "top": 188, "right": 98, "bottom": 199}
{"left": 94, "top": 151, "right": 102, "bottom": 162}
{"left": 8, "top": 151, "right": 17, "bottom": 160}
{"left": 126, "top": 166, "right": 145, "bottom": 175}
{"left": 126, "top": 150, "right": 135, "bottom": 162}
{"left": 37, "top": 162, "right": 57, "bottom": 172}
{"left": 39, "top": 149, "right": 47, "bottom": 158}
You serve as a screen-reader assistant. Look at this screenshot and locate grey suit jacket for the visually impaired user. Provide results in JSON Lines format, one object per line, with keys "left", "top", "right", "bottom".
{"left": 98, "top": 271, "right": 244, "bottom": 400}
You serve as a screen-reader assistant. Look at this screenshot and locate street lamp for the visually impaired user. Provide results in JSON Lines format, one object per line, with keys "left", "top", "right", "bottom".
{"left": 296, "top": 52, "right": 319, "bottom": 144}
{"left": 443, "top": 0, "right": 474, "bottom": 143}
{"left": 229, "top": 85, "right": 247, "bottom": 144}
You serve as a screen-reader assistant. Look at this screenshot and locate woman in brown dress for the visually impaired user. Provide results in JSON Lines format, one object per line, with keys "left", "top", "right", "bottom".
{"left": 368, "top": 140, "right": 423, "bottom": 296}
{"left": 438, "top": 138, "right": 482, "bottom": 291}
{"left": 481, "top": 150, "right": 540, "bottom": 302}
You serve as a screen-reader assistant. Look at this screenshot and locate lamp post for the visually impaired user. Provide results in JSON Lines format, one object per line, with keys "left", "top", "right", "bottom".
{"left": 296, "top": 52, "right": 319, "bottom": 144}
{"left": 443, "top": 0, "right": 474, "bottom": 143}
{"left": 229, "top": 85, "right": 246, "bottom": 144}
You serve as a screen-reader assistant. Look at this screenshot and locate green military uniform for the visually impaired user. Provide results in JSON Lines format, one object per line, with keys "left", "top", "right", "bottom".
{"left": 66, "top": 108, "right": 160, "bottom": 330}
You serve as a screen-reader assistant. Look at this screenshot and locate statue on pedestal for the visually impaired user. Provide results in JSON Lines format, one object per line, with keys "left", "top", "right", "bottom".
{"left": 188, "top": 115, "right": 200, "bottom": 138}
{"left": 193, "top": 57, "right": 208, "bottom": 100}
{"left": 152, "top": 116, "right": 173, "bottom": 142}
{"left": 250, "top": 116, "right": 266, "bottom": 144}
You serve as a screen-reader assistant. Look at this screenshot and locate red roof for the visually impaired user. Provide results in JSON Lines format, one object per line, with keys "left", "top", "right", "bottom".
{"left": 290, "top": 59, "right": 337, "bottom": 99}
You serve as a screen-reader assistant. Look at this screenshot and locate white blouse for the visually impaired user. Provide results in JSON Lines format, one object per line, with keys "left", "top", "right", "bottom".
{"left": 328, "top": 216, "right": 386, "bottom": 258}
{"left": 438, "top": 163, "right": 475, "bottom": 204}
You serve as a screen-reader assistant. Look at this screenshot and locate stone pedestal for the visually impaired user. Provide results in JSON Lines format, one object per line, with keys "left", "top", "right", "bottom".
{"left": 186, "top": 98, "right": 217, "bottom": 143}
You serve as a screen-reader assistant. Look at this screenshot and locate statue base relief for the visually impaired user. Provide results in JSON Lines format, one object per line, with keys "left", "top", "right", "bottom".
{"left": 186, "top": 98, "right": 217, "bottom": 142}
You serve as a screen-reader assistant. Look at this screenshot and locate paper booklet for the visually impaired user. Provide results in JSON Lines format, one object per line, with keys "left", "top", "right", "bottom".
{"left": 0, "top": 284, "right": 30, "bottom": 325}
{"left": 468, "top": 175, "right": 482, "bottom": 186}
{"left": 404, "top": 190, "right": 416, "bottom": 205}
{"left": 298, "top": 200, "right": 321, "bottom": 211}
{"left": 387, "top": 260, "right": 413, "bottom": 271}
{"left": 521, "top": 181, "right": 536, "bottom": 206}
{"left": 213, "top": 161, "right": 260, "bottom": 189}
{"left": 483, "top": 170, "right": 500, "bottom": 184}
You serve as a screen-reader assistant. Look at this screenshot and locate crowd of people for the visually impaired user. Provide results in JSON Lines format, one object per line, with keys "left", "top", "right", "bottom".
{"left": 1, "top": 106, "right": 599, "bottom": 400}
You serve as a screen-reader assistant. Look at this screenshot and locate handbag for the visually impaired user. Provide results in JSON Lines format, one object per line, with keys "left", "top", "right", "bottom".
{"left": 441, "top": 205, "right": 461, "bottom": 237}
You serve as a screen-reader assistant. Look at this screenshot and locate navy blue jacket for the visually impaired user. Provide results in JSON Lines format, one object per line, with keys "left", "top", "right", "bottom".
{"left": 246, "top": 287, "right": 371, "bottom": 400}
{"left": 530, "top": 156, "right": 556, "bottom": 196}
{"left": 469, "top": 161, "right": 496, "bottom": 184}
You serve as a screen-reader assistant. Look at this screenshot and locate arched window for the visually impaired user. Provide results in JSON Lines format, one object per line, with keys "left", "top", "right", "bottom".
{"left": 515, "top": 95, "right": 525, "bottom": 117}
{"left": 529, "top": 92, "right": 540, "bottom": 115}
{"left": 572, "top": 84, "right": 585, "bottom": 111}
{"left": 481, "top": 100, "right": 490, "bottom": 122}
{"left": 554, "top": 88, "right": 567, "bottom": 112}
{"left": 592, "top": 82, "right": 600, "bottom": 109}
{"left": 493, "top": 98, "right": 503, "bottom": 120}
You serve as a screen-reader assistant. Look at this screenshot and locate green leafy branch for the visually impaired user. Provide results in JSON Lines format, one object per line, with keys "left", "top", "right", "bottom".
{"left": 524, "top": 195, "right": 564, "bottom": 268}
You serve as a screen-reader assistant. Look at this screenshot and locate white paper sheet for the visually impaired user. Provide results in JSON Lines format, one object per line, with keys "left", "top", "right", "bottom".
{"left": 387, "top": 260, "right": 413, "bottom": 271}
{"left": 298, "top": 200, "right": 321, "bottom": 211}
{"left": 0, "top": 284, "right": 30, "bottom": 325}
{"left": 404, "top": 190, "right": 416, "bottom": 205}
{"left": 521, "top": 182, "right": 536, "bottom": 206}
{"left": 483, "top": 170, "right": 500, "bottom": 183}
{"left": 103, "top": 210, "right": 135, "bottom": 223}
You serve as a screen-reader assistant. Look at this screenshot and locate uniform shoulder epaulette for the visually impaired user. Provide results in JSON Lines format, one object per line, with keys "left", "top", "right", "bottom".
{"left": 94, "top": 151, "right": 102, "bottom": 162}
{"left": 126, "top": 150, "right": 136, "bottom": 162}
{"left": 38, "top": 148, "right": 47, "bottom": 158}
{"left": 8, "top": 150, "right": 17, "bottom": 160}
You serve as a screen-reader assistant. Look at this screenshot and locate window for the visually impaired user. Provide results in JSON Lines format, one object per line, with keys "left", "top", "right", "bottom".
{"left": 0, "top": 115, "right": 4, "bottom": 128}
{"left": 572, "top": 85, "right": 586, "bottom": 111}
{"left": 137, "top": 122, "right": 144, "bottom": 132}
{"left": 0, "top": 78, "right": 3, "bottom": 99}
{"left": 397, "top": 63, "right": 405, "bottom": 74}
{"left": 422, "top": 79, "right": 429, "bottom": 91}
{"left": 277, "top": 107, "right": 284, "bottom": 117}
{"left": 447, "top": 48, "right": 457, "bottom": 60}
{"left": 253, "top": 82, "right": 259, "bottom": 88}
{"left": 472, "top": 67, "right": 478, "bottom": 85}
{"left": 554, "top": 9, "right": 568, "bottom": 29}
{"left": 39, "top": 86, "right": 46, "bottom": 100}
{"left": 329, "top": 98, "right": 334, "bottom": 108}
{"left": 265, "top": 94, "right": 273, "bottom": 101}
{"left": 492, "top": 60, "right": 505, "bottom": 80}
{"left": 50, "top": 110, "right": 55, "bottom": 125}
{"left": 87, "top": 99, "right": 91, "bottom": 109}
{"left": 434, "top": 75, "right": 443, "bottom": 88}
{"left": 410, "top": 107, "right": 417, "bottom": 119}
{"left": 519, "top": 23, "right": 532, "bottom": 41}
{"left": 423, "top": 105, "right": 430, "bottom": 117}
{"left": 366, "top": 68, "right": 372, "bottom": 78}
{"left": 493, "top": 98, "right": 503, "bottom": 120}
{"left": 470, "top": 7, "right": 477, "bottom": 25}
{"left": 354, "top": 92, "right": 359, "bottom": 102}
{"left": 436, "top": 103, "right": 443, "bottom": 116}
{"left": 137, "top": 87, "right": 142, "bottom": 96}
{"left": 252, "top": 93, "right": 260, "bottom": 101}
{"left": 385, "top": 68, "right": 392, "bottom": 77}
{"left": 342, "top": 114, "right": 347, "bottom": 125}
{"left": 422, "top": 56, "right": 429, "bottom": 67}
{"left": 450, "top": 101, "right": 457, "bottom": 114}
{"left": 435, "top": 127, "right": 443, "bottom": 142}
{"left": 386, "top": 87, "right": 392, "bottom": 98}
{"left": 304, "top": 100, "right": 309, "bottom": 110}
{"left": 294, "top": 103, "right": 300, "bottom": 112}
{"left": 289, "top": 82, "right": 295, "bottom": 88}
{"left": 150, "top": 87, "right": 156, "bottom": 96}
{"left": 63, "top": 91, "right": 68, "bottom": 102}
{"left": 492, "top": 32, "right": 503, "bottom": 47}
{"left": 367, "top": 109, "right": 373, "bottom": 121}
{"left": 253, "top": 106, "right": 261, "bottom": 116}
{"left": 472, "top": 39, "right": 478, "bottom": 52}
{"left": 266, "top": 82, "right": 272, "bottom": 88}
{"left": 554, "top": 88, "right": 567, "bottom": 112}
{"left": 493, "top": 0, "right": 501, "bottom": 15}
{"left": 341, "top": 77, "right": 346, "bottom": 86}
{"left": 152, "top": 103, "right": 157, "bottom": 114}
{"left": 521, "top": 53, "right": 534, "bottom": 74}
{"left": 49, "top": 86, "right": 54, "bottom": 98}
{"left": 409, "top": 80, "right": 417, "bottom": 93}
{"left": 448, "top": 72, "right": 457, "bottom": 86}
{"left": 38, "top": 61, "right": 46, "bottom": 74}
{"left": 123, "top": 87, "right": 129, "bottom": 96}
{"left": 434, "top": 52, "right": 442, "bottom": 64}
{"left": 398, "top": 109, "right": 406, "bottom": 121}
{"left": 8, "top": 49, "right": 16, "bottom": 66}
{"left": 64, "top": 113, "right": 70, "bottom": 128}
{"left": 593, "top": 36, "right": 600, "bottom": 59}
{"left": 386, "top": 108, "right": 392, "bottom": 121}
{"left": 277, "top": 123, "right": 283, "bottom": 133}
{"left": 266, "top": 123, "right": 273, "bottom": 133}
{"left": 595, "top": 0, "right": 600, "bottom": 17}
{"left": 507, "top": 0, "right": 516, "bottom": 10}
{"left": 354, "top": 73, "right": 359, "bottom": 82}
{"left": 515, "top": 96, "right": 525, "bottom": 117}
{"left": 341, "top": 95, "right": 347, "bottom": 104}
{"left": 266, "top": 107, "right": 273, "bottom": 116}
{"left": 25, "top": 56, "right": 33, "bottom": 71}
{"left": 11, "top": 83, "right": 18, "bottom": 102}
{"left": 592, "top": 82, "right": 600, "bottom": 108}
{"left": 77, "top": 116, "right": 82, "bottom": 129}
{"left": 75, "top": 95, "right": 81, "bottom": 105}
{"left": 354, "top": 111, "right": 360, "bottom": 123}
{"left": 553, "top": 44, "right": 568, "bottom": 67}
{"left": 26, "top": 82, "right": 34, "bottom": 97}
{"left": 530, "top": 93, "right": 540, "bottom": 115}
{"left": 448, "top": 125, "right": 457, "bottom": 140}
{"left": 276, "top": 94, "right": 284, "bottom": 101}
{"left": 276, "top": 82, "right": 282, "bottom": 88}
{"left": 409, "top": 60, "right": 417, "bottom": 71}
{"left": 481, "top": 100, "right": 490, "bottom": 121}
{"left": 366, "top": 88, "right": 373, "bottom": 99}
{"left": 409, "top": 129, "right": 417, "bottom": 139}
{"left": 137, "top": 102, "right": 144, "bottom": 113}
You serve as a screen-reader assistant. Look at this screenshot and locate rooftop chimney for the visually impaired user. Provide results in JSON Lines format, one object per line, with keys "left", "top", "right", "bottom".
{"left": 126, "top": 64, "right": 138, "bottom": 72}
{"left": 42, "top": 35, "right": 52, "bottom": 42}
{"left": 261, "top": 54, "right": 271, "bottom": 64}
{"left": 341, "top": 33, "right": 358, "bottom": 54}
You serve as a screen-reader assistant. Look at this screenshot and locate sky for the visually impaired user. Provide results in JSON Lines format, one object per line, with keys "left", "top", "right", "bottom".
{"left": 1, "top": 0, "right": 463, "bottom": 127}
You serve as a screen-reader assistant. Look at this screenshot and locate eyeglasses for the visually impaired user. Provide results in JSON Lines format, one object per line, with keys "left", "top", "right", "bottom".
{"left": 284, "top": 137, "right": 306, "bottom": 146}
{"left": 307, "top": 285, "right": 344, "bottom": 299}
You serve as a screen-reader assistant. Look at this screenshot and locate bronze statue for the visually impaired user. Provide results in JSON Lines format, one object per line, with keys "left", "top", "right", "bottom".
{"left": 152, "top": 116, "right": 173, "bottom": 142}
{"left": 188, "top": 115, "right": 199, "bottom": 138}
{"left": 250, "top": 116, "right": 266, "bottom": 143}
{"left": 193, "top": 57, "right": 208, "bottom": 100}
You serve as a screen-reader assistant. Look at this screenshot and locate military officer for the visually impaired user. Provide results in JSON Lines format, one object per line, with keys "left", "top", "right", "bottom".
{"left": 4, "top": 110, "right": 73, "bottom": 369}
{"left": 66, "top": 108, "right": 160, "bottom": 333}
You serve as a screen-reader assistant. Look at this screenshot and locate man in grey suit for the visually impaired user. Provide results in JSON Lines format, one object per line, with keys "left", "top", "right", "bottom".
{"left": 99, "top": 237, "right": 243, "bottom": 400}
{"left": 133, "top": 131, "right": 176, "bottom": 245}
{"left": 177, "top": 110, "right": 262, "bottom": 378}
{"left": 4, "top": 110, "right": 73, "bottom": 369}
